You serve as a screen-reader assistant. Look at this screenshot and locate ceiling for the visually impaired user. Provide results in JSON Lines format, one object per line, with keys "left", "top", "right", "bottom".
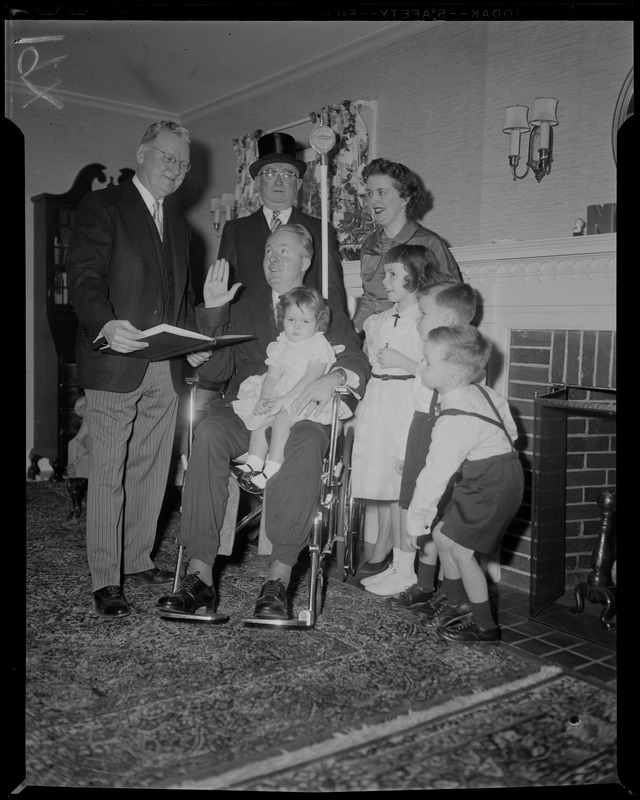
{"left": 7, "top": 18, "right": 417, "bottom": 117}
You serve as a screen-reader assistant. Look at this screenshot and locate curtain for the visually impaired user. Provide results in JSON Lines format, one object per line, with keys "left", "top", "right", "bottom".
{"left": 233, "top": 128, "right": 264, "bottom": 218}
{"left": 306, "top": 100, "right": 376, "bottom": 261}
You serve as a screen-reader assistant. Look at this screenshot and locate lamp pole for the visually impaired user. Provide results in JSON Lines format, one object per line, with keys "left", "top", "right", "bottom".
{"left": 309, "top": 120, "right": 336, "bottom": 299}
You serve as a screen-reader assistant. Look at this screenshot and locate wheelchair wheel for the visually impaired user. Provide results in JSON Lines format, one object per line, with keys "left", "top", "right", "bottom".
{"left": 345, "top": 495, "right": 363, "bottom": 576}
{"left": 335, "top": 426, "right": 362, "bottom": 580}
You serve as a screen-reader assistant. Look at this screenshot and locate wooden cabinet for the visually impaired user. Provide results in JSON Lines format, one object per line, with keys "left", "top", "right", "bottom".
{"left": 28, "top": 164, "right": 133, "bottom": 481}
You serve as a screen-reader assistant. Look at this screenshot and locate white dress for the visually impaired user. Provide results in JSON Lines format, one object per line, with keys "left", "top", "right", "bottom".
{"left": 232, "top": 331, "right": 338, "bottom": 429}
{"left": 351, "top": 304, "right": 423, "bottom": 500}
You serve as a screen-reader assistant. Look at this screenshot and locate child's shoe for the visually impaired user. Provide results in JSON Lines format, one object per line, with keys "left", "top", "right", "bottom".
{"left": 419, "top": 599, "right": 472, "bottom": 629}
{"left": 386, "top": 584, "right": 436, "bottom": 609}
{"left": 437, "top": 616, "right": 501, "bottom": 645}
{"left": 412, "top": 589, "right": 448, "bottom": 617}
{"left": 237, "top": 470, "right": 265, "bottom": 495}
{"left": 365, "top": 568, "right": 417, "bottom": 596}
{"left": 360, "top": 564, "right": 395, "bottom": 586}
{"left": 249, "top": 471, "right": 268, "bottom": 492}
{"left": 232, "top": 462, "right": 254, "bottom": 478}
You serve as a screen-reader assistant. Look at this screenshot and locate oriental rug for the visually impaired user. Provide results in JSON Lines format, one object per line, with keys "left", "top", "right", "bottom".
{"left": 16, "top": 482, "right": 619, "bottom": 792}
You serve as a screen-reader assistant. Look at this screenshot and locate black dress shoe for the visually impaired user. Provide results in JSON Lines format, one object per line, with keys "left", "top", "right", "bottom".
{"left": 93, "top": 585, "right": 131, "bottom": 619}
{"left": 128, "top": 566, "right": 175, "bottom": 585}
{"left": 358, "top": 551, "right": 392, "bottom": 576}
{"left": 386, "top": 584, "right": 436, "bottom": 609}
{"left": 253, "top": 580, "right": 289, "bottom": 620}
{"left": 157, "top": 573, "right": 215, "bottom": 612}
{"left": 412, "top": 589, "right": 448, "bottom": 617}
{"left": 437, "top": 617, "right": 501, "bottom": 645}
{"left": 419, "top": 600, "right": 472, "bottom": 629}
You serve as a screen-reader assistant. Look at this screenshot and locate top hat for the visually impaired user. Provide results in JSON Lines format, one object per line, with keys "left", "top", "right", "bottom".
{"left": 249, "top": 132, "right": 307, "bottom": 179}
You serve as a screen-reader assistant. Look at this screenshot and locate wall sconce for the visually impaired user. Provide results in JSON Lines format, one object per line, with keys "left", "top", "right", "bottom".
{"left": 210, "top": 193, "right": 236, "bottom": 232}
{"left": 503, "top": 97, "right": 558, "bottom": 182}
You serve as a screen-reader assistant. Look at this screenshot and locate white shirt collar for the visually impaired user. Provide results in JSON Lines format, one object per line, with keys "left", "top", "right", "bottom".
{"left": 133, "top": 175, "right": 162, "bottom": 213}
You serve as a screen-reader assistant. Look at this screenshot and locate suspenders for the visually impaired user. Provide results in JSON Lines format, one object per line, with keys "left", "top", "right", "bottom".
{"left": 437, "top": 384, "right": 516, "bottom": 451}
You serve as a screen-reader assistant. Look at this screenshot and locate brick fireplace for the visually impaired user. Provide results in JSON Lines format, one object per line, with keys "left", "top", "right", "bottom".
{"left": 449, "top": 234, "right": 617, "bottom": 598}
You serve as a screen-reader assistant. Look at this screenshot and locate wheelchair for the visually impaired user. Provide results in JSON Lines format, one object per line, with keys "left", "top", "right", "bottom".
{"left": 158, "top": 378, "right": 364, "bottom": 628}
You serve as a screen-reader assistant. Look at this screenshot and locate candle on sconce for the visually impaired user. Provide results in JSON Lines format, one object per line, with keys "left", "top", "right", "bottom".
{"left": 503, "top": 105, "right": 529, "bottom": 160}
{"left": 210, "top": 197, "right": 222, "bottom": 226}
{"left": 530, "top": 97, "right": 558, "bottom": 152}
{"left": 221, "top": 193, "right": 235, "bottom": 221}
{"left": 509, "top": 130, "right": 521, "bottom": 158}
{"left": 538, "top": 121, "right": 550, "bottom": 151}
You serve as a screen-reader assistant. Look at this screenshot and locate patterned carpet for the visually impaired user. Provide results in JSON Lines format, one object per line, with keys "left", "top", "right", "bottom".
{"left": 19, "top": 481, "right": 619, "bottom": 792}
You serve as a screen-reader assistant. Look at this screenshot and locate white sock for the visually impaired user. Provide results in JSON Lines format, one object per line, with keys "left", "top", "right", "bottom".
{"left": 251, "top": 461, "right": 282, "bottom": 490}
{"left": 396, "top": 549, "right": 417, "bottom": 575}
{"left": 245, "top": 454, "right": 265, "bottom": 472}
{"left": 263, "top": 459, "right": 281, "bottom": 479}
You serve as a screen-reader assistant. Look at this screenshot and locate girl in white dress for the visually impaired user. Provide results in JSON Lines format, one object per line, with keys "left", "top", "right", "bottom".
{"left": 232, "top": 286, "right": 339, "bottom": 492}
{"left": 351, "top": 244, "right": 438, "bottom": 596}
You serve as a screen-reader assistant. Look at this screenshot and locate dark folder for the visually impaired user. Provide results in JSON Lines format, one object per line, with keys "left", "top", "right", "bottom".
{"left": 98, "top": 324, "right": 253, "bottom": 361}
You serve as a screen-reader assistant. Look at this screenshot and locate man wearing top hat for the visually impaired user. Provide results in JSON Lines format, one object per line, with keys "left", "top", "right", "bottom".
{"left": 217, "top": 131, "right": 349, "bottom": 316}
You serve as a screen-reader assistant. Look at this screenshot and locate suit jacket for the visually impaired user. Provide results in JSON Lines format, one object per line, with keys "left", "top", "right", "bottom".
{"left": 66, "top": 179, "right": 195, "bottom": 393}
{"left": 195, "top": 280, "right": 369, "bottom": 416}
{"left": 219, "top": 207, "right": 349, "bottom": 318}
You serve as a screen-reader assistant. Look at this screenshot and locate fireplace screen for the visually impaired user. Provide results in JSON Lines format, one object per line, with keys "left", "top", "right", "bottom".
{"left": 530, "top": 384, "right": 616, "bottom": 633}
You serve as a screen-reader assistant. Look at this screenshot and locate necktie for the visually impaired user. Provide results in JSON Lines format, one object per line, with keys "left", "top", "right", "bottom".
{"left": 152, "top": 201, "right": 163, "bottom": 241}
{"left": 270, "top": 210, "right": 281, "bottom": 232}
{"left": 429, "top": 391, "right": 441, "bottom": 416}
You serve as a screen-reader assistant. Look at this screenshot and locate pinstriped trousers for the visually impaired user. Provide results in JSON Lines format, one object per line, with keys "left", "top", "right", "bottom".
{"left": 84, "top": 361, "right": 178, "bottom": 591}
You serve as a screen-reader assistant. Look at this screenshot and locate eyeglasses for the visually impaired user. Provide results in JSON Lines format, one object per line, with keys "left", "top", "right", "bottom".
{"left": 259, "top": 168, "right": 298, "bottom": 183}
{"left": 148, "top": 145, "right": 191, "bottom": 173}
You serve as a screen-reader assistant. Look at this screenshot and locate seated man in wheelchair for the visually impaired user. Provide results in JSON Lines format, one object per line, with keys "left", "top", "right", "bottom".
{"left": 157, "top": 223, "right": 369, "bottom": 622}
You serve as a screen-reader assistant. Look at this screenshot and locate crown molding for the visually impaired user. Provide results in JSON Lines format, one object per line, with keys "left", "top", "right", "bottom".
{"left": 6, "top": 21, "right": 436, "bottom": 122}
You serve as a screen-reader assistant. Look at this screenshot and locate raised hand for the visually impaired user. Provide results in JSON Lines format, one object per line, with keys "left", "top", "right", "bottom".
{"left": 203, "top": 258, "right": 242, "bottom": 308}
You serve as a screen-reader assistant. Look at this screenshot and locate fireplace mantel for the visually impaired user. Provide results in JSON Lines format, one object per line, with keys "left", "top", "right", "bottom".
{"left": 450, "top": 233, "right": 616, "bottom": 266}
{"left": 452, "top": 234, "right": 616, "bottom": 394}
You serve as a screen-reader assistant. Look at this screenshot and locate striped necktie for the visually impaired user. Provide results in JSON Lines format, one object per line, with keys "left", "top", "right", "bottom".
{"left": 270, "top": 210, "right": 281, "bottom": 232}
{"left": 152, "top": 201, "right": 163, "bottom": 241}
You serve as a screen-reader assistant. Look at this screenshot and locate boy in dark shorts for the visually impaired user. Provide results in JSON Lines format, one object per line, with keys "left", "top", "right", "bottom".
{"left": 406, "top": 325, "right": 524, "bottom": 644}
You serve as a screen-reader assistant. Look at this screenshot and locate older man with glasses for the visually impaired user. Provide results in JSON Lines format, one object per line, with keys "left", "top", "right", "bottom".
{"left": 67, "top": 120, "right": 211, "bottom": 619}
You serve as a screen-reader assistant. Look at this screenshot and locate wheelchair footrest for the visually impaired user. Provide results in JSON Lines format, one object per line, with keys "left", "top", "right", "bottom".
{"left": 157, "top": 607, "right": 229, "bottom": 623}
{"left": 241, "top": 610, "right": 314, "bottom": 628}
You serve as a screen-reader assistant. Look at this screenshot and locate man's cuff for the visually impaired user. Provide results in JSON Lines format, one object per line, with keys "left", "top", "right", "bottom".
{"left": 330, "top": 366, "right": 359, "bottom": 391}
{"left": 196, "top": 302, "right": 229, "bottom": 334}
